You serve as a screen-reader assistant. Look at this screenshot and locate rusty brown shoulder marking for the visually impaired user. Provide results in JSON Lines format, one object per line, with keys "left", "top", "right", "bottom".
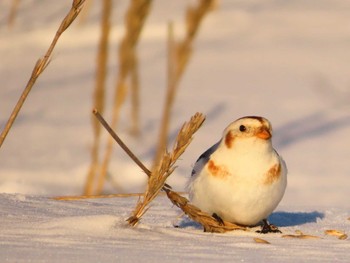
{"left": 264, "top": 163, "right": 281, "bottom": 185}
{"left": 207, "top": 160, "right": 230, "bottom": 178}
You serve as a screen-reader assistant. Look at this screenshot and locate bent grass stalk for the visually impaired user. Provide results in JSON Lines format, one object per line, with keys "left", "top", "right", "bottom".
{"left": 85, "top": 0, "right": 112, "bottom": 195}
{"left": 0, "top": 0, "right": 86, "bottom": 148}
{"left": 93, "top": 109, "right": 244, "bottom": 233}
{"left": 152, "top": 0, "right": 216, "bottom": 169}
{"left": 94, "top": 0, "right": 152, "bottom": 195}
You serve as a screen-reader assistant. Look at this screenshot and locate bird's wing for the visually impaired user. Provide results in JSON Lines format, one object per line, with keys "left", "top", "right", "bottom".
{"left": 191, "top": 140, "right": 221, "bottom": 177}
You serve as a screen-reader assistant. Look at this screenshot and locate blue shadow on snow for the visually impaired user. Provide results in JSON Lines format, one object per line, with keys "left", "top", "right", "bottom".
{"left": 269, "top": 211, "right": 325, "bottom": 227}
{"left": 176, "top": 211, "right": 325, "bottom": 229}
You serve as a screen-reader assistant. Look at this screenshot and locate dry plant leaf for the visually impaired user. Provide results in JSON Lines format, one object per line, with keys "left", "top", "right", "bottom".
{"left": 325, "top": 230, "right": 348, "bottom": 240}
{"left": 254, "top": 238, "right": 270, "bottom": 244}
{"left": 324, "top": 229, "right": 345, "bottom": 237}
{"left": 338, "top": 234, "right": 348, "bottom": 240}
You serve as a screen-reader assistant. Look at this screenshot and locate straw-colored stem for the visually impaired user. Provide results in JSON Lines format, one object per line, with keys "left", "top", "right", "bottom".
{"left": 96, "top": 0, "right": 152, "bottom": 195}
{"left": 152, "top": 1, "right": 215, "bottom": 168}
{"left": 85, "top": 0, "right": 112, "bottom": 195}
{"left": 152, "top": 22, "right": 176, "bottom": 168}
{"left": 165, "top": 189, "right": 245, "bottom": 233}
{"left": 93, "top": 109, "right": 151, "bottom": 176}
{"left": 130, "top": 51, "right": 140, "bottom": 136}
{"left": 54, "top": 191, "right": 187, "bottom": 201}
{"left": 0, "top": 0, "right": 86, "bottom": 149}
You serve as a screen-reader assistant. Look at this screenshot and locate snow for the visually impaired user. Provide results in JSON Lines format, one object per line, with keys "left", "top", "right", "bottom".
{"left": 0, "top": 0, "right": 349, "bottom": 262}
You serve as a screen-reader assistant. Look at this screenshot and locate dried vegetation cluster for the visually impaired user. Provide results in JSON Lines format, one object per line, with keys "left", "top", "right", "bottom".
{"left": 2, "top": 0, "right": 246, "bottom": 233}
{"left": 2, "top": 0, "right": 350, "bottom": 237}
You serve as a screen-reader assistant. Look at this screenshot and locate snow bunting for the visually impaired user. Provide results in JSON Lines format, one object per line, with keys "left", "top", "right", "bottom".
{"left": 188, "top": 116, "right": 287, "bottom": 233}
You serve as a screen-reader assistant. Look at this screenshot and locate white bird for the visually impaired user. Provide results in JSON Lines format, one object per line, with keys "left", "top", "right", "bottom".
{"left": 188, "top": 116, "right": 287, "bottom": 233}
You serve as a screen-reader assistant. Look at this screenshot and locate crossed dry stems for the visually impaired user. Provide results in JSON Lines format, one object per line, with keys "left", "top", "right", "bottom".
{"left": 93, "top": 109, "right": 245, "bottom": 233}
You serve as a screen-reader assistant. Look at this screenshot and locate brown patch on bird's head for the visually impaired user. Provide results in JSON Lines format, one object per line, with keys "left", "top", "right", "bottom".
{"left": 224, "top": 116, "right": 273, "bottom": 141}
{"left": 237, "top": 116, "right": 266, "bottom": 123}
{"left": 207, "top": 160, "right": 230, "bottom": 179}
{"left": 264, "top": 163, "right": 281, "bottom": 185}
{"left": 224, "top": 130, "right": 235, "bottom": 148}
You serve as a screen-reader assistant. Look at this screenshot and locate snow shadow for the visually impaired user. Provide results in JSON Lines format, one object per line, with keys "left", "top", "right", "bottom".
{"left": 177, "top": 211, "right": 325, "bottom": 230}
{"left": 273, "top": 111, "right": 350, "bottom": 149}
{"left": 269, "top": 211, "right": 324, "bottom": 227}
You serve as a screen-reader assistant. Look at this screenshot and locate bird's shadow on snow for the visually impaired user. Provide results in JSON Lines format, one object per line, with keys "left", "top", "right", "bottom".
{"left": 269, "top": 211, "right": 324, "bottom": 227}
{"left": 176, "top": 211, "right": 325, "bottom": 230}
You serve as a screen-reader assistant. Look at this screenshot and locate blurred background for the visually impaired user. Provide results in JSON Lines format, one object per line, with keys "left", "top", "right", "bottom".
{"left": 0, "top": 0, "right": 349, "bottom": 207}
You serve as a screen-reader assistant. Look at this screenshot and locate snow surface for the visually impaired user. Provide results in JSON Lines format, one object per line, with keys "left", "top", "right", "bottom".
{"left": 0, "top": 0, "right": 349, "bottom": 262}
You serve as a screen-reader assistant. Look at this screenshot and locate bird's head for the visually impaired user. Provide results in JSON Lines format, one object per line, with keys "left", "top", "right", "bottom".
{"left": 223, "top": 116, "right": 273, "bottom": 149}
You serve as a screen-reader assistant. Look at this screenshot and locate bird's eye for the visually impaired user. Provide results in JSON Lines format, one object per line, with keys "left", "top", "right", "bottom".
{"left": 239, "top": 125, "right": 246, "bottom": 132}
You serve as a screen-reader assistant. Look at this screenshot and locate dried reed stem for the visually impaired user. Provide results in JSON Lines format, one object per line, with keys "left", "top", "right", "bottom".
{"left": 0, "top": 0, "right": 86, "bottom": 148}
{"left": 152, "top": 1, "right": 216, "bottom": 168}
{"left": 130, "top": 52, "right": 140, "bottom": 136}
{"left": 152, "top": 22, "right": 176, "bottom": 168}
{"left": 85, "top": 0, "right": 112, "bottom": 195}
{"left": 54, "top": 193, "right": 147, "bottom": 201}
{"left": 93, "top": 109, "right": 151, "bottom": 176}
{"left": 96, "top": 0, "right": 152, "bottom": 195}
{"left": 54, "top": 191, "right": 188, "bottom": 201}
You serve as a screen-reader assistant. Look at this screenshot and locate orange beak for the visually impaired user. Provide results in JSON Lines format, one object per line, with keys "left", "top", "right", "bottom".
{"left": 256, "top": 127, "right": 271, "bottom": 140}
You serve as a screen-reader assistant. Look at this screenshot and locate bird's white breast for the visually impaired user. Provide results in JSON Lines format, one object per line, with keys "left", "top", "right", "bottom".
{"left": 189, "top": 140, "right": 287, "bottom": 226}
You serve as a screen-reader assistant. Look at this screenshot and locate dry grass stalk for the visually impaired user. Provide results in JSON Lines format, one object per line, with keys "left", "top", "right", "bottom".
{"left": 127, "top": 112, "right": 206, "bottom": 226}
{"left": 166, "top": 190, "right": 245, "bottom": 233}
{"left": 0, "top": 0, "right": 86, "bottom": 148}
{"left": 54, "top": 193, "right": 147, "bottom": 201}
{"left": 130, "top": 52, "right": 140, "bottom": 136}
{"left": 96, "top": 0, "right": 152, "bottom": 195}
{"left": 92, "top": 109, "right": 151, "bottom": 175}
{"left": 151, "top": 22, "right": 176, "bottom": 168}
{"left": 85, "top": 0, "right": 112, "bottom": 195}
{"left": 54, "top": 191, "right": 188, "bottom": 201}
{"left": 152, "top": 1, "right": 216, "bottom": 168}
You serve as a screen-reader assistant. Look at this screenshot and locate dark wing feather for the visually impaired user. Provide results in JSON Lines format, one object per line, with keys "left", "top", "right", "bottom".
{"left": 191, "top": 140, "right": 221, "bottom": 177}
